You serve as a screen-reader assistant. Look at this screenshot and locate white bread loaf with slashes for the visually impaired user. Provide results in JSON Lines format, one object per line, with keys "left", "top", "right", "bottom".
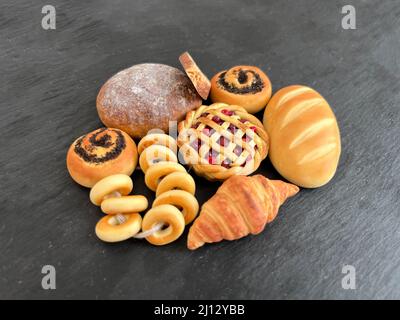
{"left": 263, "top": 85, "right": 341, "bottom": 188}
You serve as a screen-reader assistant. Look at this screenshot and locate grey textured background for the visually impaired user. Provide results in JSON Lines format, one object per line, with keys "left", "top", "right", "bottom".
{"left": 1, "top": 0, "right": 399, "bottom": 299}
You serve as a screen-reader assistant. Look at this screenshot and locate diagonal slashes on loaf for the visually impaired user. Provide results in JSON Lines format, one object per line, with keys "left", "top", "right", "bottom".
{"left": 274, "top": 86, "right": 312, "bottom": 112}
{"left": 288, "top": 118, "right": 335, "bottom": 150}
{"left": 279, "top": 97, "right": 324, "bottom": 129}
{"left": 297, "top": 142, "right": 337, "bottom": 165}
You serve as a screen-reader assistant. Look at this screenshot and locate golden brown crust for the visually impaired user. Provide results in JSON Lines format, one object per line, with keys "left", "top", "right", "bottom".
{"left": 210, "top": 65, "right": 272, "bottom": 114}
{"left": 179, "top": 52, "right": 211, "bottom": 100}
{"left": 263, "top": 85, "right": 341, "bottom": 188}
{"left": 187, "top": 175, "right": 299, "bottom": 250}
{"left": 177, "top": 103, "right": 269, "bottom": 181}
{"left": 66, "top": 128, "right": 138, "bottom": 188}
{"left": 95, "top": 213, "right": 142, "bottom": 243}
{"left": 96, "top": 63, "right": 202, "bottom": 139}
{"left": 142, "top": 204, "right": 185, "bottom": 246}
{"left": 138, "top": 133, "right": 200, "bottom": 229}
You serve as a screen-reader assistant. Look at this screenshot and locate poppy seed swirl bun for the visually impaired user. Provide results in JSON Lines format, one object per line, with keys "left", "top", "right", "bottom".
{"left": 66, "top": 128, "right": 138, "bottom": 188}
{"left": 210, "top": 65, "right": 272, "bottom": 114}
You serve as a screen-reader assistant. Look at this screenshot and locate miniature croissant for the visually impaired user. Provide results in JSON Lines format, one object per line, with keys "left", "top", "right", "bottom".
{"left": 187, "top": 175, "right": 299, "bottom": 250}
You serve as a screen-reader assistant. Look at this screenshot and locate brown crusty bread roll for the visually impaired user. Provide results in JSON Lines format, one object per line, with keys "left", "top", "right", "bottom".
{"left": 263, "top": 85, "right": 341, "bottom": 188}
{"left": 96, "top": 64, "right": 202, "bottom": 139}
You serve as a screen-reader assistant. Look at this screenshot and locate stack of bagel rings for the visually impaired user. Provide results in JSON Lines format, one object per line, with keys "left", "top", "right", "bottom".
{"left": 90, "top": 174, "right": 148, "bottom": 242}
{"left": 138, "top": 133, "right": 199, "bottom": 245}
{"left": 67, "top": 129, "right": 199, "bottom": 246}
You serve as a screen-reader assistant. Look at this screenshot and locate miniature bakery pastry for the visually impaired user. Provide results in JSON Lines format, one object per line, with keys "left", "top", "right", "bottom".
{"left": 100, "top": 195, "right": 148, "bottom": 215}
{"left": 144, "top": 162, "right": 187, "bottom": 192}
{"left": 187, "top": 175, "right": 299, "bottom": 250}
{"left": 90, "top": 174, "right": 133, "bottom": 206}
{"left": 90, "top": 174, "right": 148, "bottom": 243}
{"left": 138, "top": 133, "right": 199, "bottom": 245}
{"left": 153, "top": 190, "right": 199, "bottom": 225}
{"left": 137, "top": 133, "right": 177, "bottom": 154}
{"left": 155, "top": 171, "right": 195, "bottom": 197}
{"left": 263, "top": 85, "right": 341, "bottom": 188}
{"left": 66, "top": 128, "right": 138, "bottom": 188}
{"left": 139, "top": 145, "right": 178, "bottom": 173}
{"left": 96, "top": 213, "right": 142, "bottom": 243}
{"left": 142, "top": 205, "right": 185, "bottom": 246}
{"left": 90, "top": 175, "right": 148, "bottom": 214}
{"left": 96, "top": 63, "right": 202, "bottom": 139}
{"left": 178, "top": 103, "right": 269, "bottom": 181}
{"left": 179, "top": 51, "right": 211, "bottom": 100}
{"left": 210, "top": 66, "right": 272, "bottom": 113}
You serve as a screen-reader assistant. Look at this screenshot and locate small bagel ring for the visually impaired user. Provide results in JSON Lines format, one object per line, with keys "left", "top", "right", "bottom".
{"left": 95, "top": 213, "right": 142, "bottom": 243}
{"left": 138, "top": 133, "right": 177, "bottom": 154}
{"left": 142, "top": 204, "right": 185, "bottom": 246}
{"left": 144, "top": 161, "right": 186, "bottom": 192}
{"left": 152, "top": 190, "right": 199, "bottom": 225}
{"left": 139, "top": 145, "right": 178, "bottom": 173}
{"left": 100, "top": 195, "right": 148, "bottom": 214}
{"left": 155, "top": 171, "right": 196, "bottom": 197}
{"left": 90, "top": 174, "right": 133, "bottom": 206}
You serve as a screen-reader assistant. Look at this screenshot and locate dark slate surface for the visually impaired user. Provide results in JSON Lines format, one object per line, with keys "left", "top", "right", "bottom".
{"left": 1, "top": 0, "right": 399, "bottom": 299}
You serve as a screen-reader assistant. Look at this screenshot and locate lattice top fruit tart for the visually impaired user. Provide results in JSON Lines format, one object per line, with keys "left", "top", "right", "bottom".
{"left": 178, "top": 103, "right": 269, "bottom": 181}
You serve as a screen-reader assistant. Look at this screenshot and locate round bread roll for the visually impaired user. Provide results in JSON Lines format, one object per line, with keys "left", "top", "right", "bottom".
{"left": 263, "top": 85, "right": 341, "bottom": 188}
{"left": 210, "top": 65, "right": 272, "bottom": 114}
{"left": 66, "top": 128, "right": 138, "bottom": 188}
{"left": 96, "top": 63, "right": 202, "bottom": 139}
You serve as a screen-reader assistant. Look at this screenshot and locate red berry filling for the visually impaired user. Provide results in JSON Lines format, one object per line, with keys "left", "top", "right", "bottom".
{"left": 241, "top": 155, "right": 253, "bottom": 167}
{"left": 221, "top": 159, "right": 232, "bottom": 168}
{"left": 207, "top": 149, "right": 218, "bottom": 164}
{"left": 228, "top": 124, "right": 237, "bottom": 134}
{"left": 233, "top": 145, "right": 242, "bottom": 156}
{"left": 190, "top": 138, "right": 203, "bottom": 151}
{"left": 218, "top": 136, "right": 229, "bottom": 147}
{"left": 202, "top": 126, "right": 215, "bottom": 136}
{"left": 189, "top": 110, "right": 260, "bottom": 170}
{"left": 221, "top": 109, "right": 234, "bottom": 116}
{"left": 212, "top": 116, "right": 224, "bottom": 125}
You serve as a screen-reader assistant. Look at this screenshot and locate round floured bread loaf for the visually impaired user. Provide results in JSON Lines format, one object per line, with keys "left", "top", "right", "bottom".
{"left": 263, "top": 85, "right": 341, "bottom": 188}
{"left": 96, "top": 63, "right": 202, "bottom": 139}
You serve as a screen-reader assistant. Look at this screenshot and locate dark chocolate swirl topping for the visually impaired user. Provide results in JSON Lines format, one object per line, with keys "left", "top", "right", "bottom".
{"left": 74, "top": 128, "right": 126, "bottom": 164}
{"left": 218, "top": 68, "right": 264, "bottom": 94}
